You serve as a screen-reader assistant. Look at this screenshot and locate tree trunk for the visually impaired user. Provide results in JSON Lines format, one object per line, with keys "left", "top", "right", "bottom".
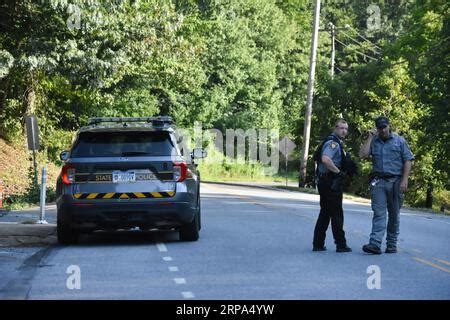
{"left": 27, "top": 87, "right": 36, "bottom": 114}
{"left": 425, "top": 184, "right": 433, "bottom": 208}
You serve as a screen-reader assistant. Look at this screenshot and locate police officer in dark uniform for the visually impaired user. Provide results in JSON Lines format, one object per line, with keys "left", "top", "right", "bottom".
{"left": 313, "top": 119, "right": 352, "bottom": 253}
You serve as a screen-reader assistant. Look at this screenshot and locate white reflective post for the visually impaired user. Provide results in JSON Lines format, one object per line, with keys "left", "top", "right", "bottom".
{"left": 38, "top": 166, "right": 48, "bottom": 224}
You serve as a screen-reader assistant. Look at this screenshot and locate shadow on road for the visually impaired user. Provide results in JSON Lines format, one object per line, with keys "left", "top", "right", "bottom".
{"left": 73, "top": 229, "right": 181, "bottom": 246}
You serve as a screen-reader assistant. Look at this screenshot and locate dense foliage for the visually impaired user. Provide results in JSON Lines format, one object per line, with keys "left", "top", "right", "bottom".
{"left": 0, "top": 0, "right": 448, "bottom": 208}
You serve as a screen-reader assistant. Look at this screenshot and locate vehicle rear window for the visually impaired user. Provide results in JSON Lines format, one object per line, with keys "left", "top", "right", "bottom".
{"left": 71, "top": 131, "right": 176, "bottom": 157}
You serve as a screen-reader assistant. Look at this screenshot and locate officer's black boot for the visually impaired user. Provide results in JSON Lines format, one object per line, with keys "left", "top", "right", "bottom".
{"left": 336, "top": 245, "right": 352, "bottom": 252}
{"left": 362, "top": 243, "right": 382, "bottom": 254}
{"left": 385, "top": 246, "right": 397, "bottom": 253}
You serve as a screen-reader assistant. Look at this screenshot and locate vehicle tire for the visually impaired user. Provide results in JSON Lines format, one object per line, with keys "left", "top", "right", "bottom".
{"left": 57, "top": 220, "right": 79, "bottom": 245}
{"left": 179, "top": 210, "right": 199, "bottom": 242}
{"left": 197, "top": 195, "right": 202, "bottom": 231}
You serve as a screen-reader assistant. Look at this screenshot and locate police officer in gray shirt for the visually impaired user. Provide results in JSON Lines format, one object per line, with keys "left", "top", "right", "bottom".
{"left": 359, "top": 116, "right": 414, "bottom": 254}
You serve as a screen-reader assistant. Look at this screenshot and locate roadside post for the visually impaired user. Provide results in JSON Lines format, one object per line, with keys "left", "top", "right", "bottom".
{"left": 0, "top": 179, "right": 4, "bottom": 209}
{"left": 25, "top": 115, "right": 40, "bottom": 187}
{"left": 37, "top": 166, "right": 48, "bottom": 224}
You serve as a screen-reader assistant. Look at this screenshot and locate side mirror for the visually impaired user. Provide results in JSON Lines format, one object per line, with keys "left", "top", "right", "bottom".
{"left": 60, "top": 151, "right": 70, "bottom": 161}
{"left": 191, "top": 148, "right": 207, "bottom": 159}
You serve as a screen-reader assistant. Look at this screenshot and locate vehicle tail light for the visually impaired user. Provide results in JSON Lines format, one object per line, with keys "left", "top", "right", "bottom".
{"left": 61, "top": 165, "right": 75, "bottom": 185}
{"left": 173, "top": 162, "right": 188, "bottom": 182}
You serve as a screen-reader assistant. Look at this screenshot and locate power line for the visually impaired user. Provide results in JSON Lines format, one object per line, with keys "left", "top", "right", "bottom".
{"left": 335, "top": 38, "right": 379, "bottom": 61}
{"left": 345, "top": 25, "right": 381, "bottom": 50}
{"left": 339, "top": 30, "right": 381, "bottom": 55}
{"left": 335, "top": 66, "right": 345, "bottom": 73}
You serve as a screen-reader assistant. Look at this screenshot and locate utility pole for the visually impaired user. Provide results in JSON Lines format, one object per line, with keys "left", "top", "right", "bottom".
{"left": 324, "top": 23, "right": 350, "bottom": 77}
{"left": 329, "top": 22, "right": 336, "bottom": 79}
{"left": 299, "top": 0, "right": 321, "bottom": 188}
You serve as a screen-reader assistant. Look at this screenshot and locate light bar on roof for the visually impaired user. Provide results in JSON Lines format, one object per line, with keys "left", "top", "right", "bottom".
{"left": 87, "top": 116, "right": 173, "bottom": 126}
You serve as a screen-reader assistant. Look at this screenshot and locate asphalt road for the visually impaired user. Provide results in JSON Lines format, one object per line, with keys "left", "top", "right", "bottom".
{"left": 1, "top": 183, "right": 449, "bottom": 300}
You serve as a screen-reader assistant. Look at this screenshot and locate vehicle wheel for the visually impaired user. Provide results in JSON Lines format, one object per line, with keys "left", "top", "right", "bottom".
{"left": 179, "top": 210, "right": 199, "bottom": 242}
{"left": 197, "top": 196, "right": 202, "bottom": 231}
{"left": 57, "top": 221, "right": 79, "bottom": 245}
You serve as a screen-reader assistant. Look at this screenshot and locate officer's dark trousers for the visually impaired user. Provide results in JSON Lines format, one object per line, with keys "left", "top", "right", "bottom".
{"left": 313, "top": 179, "right": 347, "bottom": 248}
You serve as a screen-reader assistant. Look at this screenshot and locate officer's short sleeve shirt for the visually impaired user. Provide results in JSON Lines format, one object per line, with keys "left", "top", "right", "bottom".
{"left": 318, "top": 135, "right": 342, "bottom": 174}
{"left": 370, "top": 132, "right": 414, "bottom": 175}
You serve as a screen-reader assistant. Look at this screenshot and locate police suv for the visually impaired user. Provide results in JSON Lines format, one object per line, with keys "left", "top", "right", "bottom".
{"left": 56, "top": 116, "right": 206, "bottom": 244}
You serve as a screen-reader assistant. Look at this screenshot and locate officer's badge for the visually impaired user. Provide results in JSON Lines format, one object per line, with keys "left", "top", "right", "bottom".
{"left": 330, "top": 142, "right": 337, "bottom": 149}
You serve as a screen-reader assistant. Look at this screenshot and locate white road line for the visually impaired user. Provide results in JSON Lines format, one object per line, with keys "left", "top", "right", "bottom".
{"left": 174, "top": 278, "right": 186, "bottom": 284}
{"left": 181, "top": 291, "right": 195, "bottom": 299}
{"left": 157, "top": 243, "right": 168, "bottom": 252}
{"left": 169, "top": 266, "right": 179, "bottom": 272}
{"left": 163, "top": 256, "right": 173, "bottom": 261}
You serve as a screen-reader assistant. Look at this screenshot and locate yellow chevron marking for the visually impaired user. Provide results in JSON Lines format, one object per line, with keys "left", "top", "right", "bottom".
{"left": 151, "top": 192, "right": 162, "bottom": 198}
{"left": 134, "top": 192, "right": 146, "bottom": 198}
{"left": 74, "top": 192, "right": 175, "bottom": 199}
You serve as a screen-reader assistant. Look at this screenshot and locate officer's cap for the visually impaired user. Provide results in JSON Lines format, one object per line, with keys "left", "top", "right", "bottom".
{"left": 375, "top": 116, "right": 389, "bottom": 129}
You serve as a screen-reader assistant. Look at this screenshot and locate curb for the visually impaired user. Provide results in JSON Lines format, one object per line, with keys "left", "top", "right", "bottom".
{"left": 202, "top": 181, "right": 293, "bottom": 192}
{"left": 202, "top": 181, "right": 371, "bottom": 206}
{"left": 0, "top": 223, "right": 57, "bottom": 247}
